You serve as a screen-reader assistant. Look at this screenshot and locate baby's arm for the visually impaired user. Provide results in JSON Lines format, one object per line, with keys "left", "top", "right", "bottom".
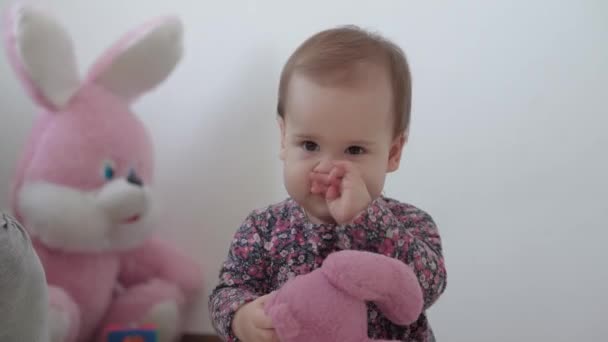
{"left": 338, "top": 198, "right": 447, "bottom": 309}
{"left": 208, "top": 212, "right": 272, "bottom": 341}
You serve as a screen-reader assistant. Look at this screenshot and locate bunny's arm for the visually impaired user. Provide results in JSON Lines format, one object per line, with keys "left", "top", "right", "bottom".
{"left": 322, "top": 250, "right": 424, "bottom": 325}
{"left": 118, "top": 237, "right": 203, "bottom": 295}
{"left": 208, "top": 210, "right": 273, "bottom": 342}
{"left": 336, "top": 197, "right": 447, "bottom": 310}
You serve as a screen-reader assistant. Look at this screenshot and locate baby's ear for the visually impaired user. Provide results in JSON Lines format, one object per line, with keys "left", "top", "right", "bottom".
{"left": 277, "top": 116, "right": 286, "bottom": 160}
{"left": 3, "top": 3, "right": 81, "bottom": 110}
{"left": 387, "top": 132, "right": 406, "bottom": 172}
{"left": 84, "top": 16, "right": 183, "bottom": 104}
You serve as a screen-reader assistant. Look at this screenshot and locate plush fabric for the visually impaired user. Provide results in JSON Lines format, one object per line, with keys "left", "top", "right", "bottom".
{"left": 264, "top": 250, "right": 424, "bottom": 342}
{"left": 2, "top": 3, "right": 203, "bottom": 342}
{"left": 209, "top": 197, "right": 446, "bottom": 341}
{"left": 0, "top": 211, "right": 49, "bottom": 342}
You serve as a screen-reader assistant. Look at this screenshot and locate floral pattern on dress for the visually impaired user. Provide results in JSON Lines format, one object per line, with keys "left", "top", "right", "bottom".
{"left": 208, "top": 196, "right": 447, "bottom": 341}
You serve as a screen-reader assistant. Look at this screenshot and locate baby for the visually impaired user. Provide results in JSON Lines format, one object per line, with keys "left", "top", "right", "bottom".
{"left": 209, "top": 25, "right": 447, "bottom": 341}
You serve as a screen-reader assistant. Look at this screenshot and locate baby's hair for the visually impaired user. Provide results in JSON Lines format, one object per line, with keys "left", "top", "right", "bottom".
{"left": 277, "top": 25, "right": 412, "bottom": 136}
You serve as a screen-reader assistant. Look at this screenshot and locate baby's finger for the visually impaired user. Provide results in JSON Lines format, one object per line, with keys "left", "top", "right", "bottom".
{"left": 327, "top": 170, "right": 344, "bottom": 191}
{"left": 329, "top": 167, "right": 345, "bottom": 186}
{"left": 331, "top": 160, "right": 361, "bottom": 180}
{"left": 311, "top": 185, "right": 328, "bottom": 195}
{"left": 257, "top": 293, "right": 273, "bottom": 304}
{"left": 331, "top": 162, "right": 348, "bottom": 176}
{"left": 311, "top": 181, "right": 329, "bottom": 194}
{"left": 311, "top": 179, "right": 330, "bottom": 190}
{"left": 251, "top": 295, "right": 274, "bottom": 329}
{"left": 310, "top": 172, "right": 331, "bottom": 184}
{"left": 252, "top": 310, "right": 274, "bottom": 329}
{"left": 326, "top": 184, "right": 340, "bottom": 200}
{"left": 259, "top": 329, "right": 280, "bottom": 342}
{"left": 331, "top": 160, "right": 354, "bottom": 172}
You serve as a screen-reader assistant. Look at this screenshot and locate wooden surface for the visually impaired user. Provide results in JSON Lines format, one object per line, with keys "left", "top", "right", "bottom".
{"left": 181, "top": 334, "right": 222, "bottom": 342}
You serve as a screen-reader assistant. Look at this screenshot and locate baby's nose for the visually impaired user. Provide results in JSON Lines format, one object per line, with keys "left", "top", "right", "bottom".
{"left": 314, "top": 159, "right": 334, "bottom": 174}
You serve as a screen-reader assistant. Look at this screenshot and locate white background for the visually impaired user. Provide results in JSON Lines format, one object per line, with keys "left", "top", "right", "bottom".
{"left": 0, "top": 1, "right": 606, "bottom": 340}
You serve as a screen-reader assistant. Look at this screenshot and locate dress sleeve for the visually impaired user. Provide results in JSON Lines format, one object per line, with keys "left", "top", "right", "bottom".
{"left": 336, "top": 197, "right": 447, "bottom": 309}
{"left": 208, "top": 211, "right": 272, "bottom": 341}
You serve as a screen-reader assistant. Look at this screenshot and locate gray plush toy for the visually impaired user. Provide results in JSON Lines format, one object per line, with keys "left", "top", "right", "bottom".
{"left": 0, "top": 211, "right": 49, "bottom": 341}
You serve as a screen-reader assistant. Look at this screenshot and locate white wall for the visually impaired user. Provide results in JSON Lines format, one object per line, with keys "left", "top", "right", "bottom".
{"left": 0, "top": 0, "right": 606, "bottom": 340}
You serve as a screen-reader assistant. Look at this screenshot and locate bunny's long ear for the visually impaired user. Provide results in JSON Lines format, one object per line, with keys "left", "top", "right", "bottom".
{"left": 321, "top": 250, "right": 424, "bottom": 326}
{"left": 2, "top": 3, "right": 81, "bottom": 110}
{"left": 84, "top": 16, "right": 183, "bottom": 104}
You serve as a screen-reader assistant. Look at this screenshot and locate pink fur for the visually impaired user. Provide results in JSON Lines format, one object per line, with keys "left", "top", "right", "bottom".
{"left": 86, "top": 18, "right": 166, "bottom": 85}
{"left": 17, "top": 85, "right": 154, "bottom": 191}
{"left": 85, "top": 16, "right": 178, "bottom": 104}
{"left": 2, "top": 3, "right": 61, "bottom": 111}
{"left": 3, "top": 3, "right": 202, "bottom": 341}
{"left": 264, "top": 250, "right": 424, "bottom": 342}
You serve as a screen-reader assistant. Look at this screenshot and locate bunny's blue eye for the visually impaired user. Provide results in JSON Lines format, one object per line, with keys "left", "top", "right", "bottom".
{"left": 102, "top": 161, "right": 115, "bottom": 180}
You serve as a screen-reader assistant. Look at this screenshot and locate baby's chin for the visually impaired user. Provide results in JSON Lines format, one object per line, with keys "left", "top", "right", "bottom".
{"left": 300, "top": 194, "right": 335, "bottom": 225}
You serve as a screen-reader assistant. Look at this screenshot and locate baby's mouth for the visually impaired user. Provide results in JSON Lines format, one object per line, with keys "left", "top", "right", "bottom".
{"left": 123, "top": 214, "right": 140, "bottom": 224}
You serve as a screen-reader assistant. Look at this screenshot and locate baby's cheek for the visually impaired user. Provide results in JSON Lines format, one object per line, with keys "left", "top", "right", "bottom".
{"left": 362, "top": 169, "right": 386, "bottom": 199}
{"left": 284, "top": 162, "right": 310, "bottom": 194}
{"left": 291, "top": 149, "right": 313, "bottom": 162}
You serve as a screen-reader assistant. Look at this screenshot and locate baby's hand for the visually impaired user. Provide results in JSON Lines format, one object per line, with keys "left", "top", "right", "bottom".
{"left": 232, "top": 294, "right": 279, "bottom": 342}
{"left": 310, "top": 160, "right": 372, "bottom": 225}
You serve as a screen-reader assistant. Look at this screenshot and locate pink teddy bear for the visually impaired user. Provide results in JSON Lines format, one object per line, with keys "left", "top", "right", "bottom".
{"left": 3, "top": 3, "right": 202, "bottom": 342}
{"left": 264, "top": 250, "right": 424, "bottom": 342}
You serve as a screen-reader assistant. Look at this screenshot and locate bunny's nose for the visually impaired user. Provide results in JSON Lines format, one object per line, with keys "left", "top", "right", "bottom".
{"left": 127, "top": 170, "right": 143, "bottom": 187}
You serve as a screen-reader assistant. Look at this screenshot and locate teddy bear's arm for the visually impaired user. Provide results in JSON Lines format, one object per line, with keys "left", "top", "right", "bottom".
{"left": 118, "top": 237, "right": 202, "bottom": 295}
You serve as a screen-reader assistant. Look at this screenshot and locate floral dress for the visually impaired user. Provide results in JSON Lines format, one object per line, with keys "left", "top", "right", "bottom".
{"left": 209, "top": 196, "right": 447, "bottom": 341}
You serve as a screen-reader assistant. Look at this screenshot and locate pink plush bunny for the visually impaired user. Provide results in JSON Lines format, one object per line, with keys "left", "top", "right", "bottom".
{"left": 264, "top": 250, "right": 424, "bottom": 342}
{"left": 3, "top": 3, "right": 202, "bottom": 342}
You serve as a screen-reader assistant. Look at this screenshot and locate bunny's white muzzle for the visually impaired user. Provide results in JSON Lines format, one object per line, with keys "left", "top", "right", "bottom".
{"left": 17, "top": 179, "right": 157, "bottom": 253}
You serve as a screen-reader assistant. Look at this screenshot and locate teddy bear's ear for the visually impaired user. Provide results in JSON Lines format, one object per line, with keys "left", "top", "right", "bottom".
{"left": 84, "top": 16, "right": 183, "bottom": 104}
{"left": 321, "top": 250, "right": 424, "bottom": 326}
{"left": 2, "top": 3, "right": 81, "bottom": 110}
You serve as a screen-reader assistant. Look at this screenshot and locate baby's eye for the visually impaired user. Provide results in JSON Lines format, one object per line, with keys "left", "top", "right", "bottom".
{"left": 346, "top": 146, "right": 366, "bottom": 155}
{"left": 302, "top": 141, "right": 319, "bottom": 152}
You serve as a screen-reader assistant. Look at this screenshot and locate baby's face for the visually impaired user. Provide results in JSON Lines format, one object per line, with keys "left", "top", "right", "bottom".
{"left": 279, "top": 65, "right": 405, "bottom": 224}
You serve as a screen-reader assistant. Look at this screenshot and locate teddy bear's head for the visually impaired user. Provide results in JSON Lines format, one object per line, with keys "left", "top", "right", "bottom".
{"left": 3, "top": 4, "right": 183, "bottom": 253}
{"left": 264, "top": 250, "right": 424, "bottom": 342}
{"left": 0, "top": 211, "right": 49, "bottom": 341}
